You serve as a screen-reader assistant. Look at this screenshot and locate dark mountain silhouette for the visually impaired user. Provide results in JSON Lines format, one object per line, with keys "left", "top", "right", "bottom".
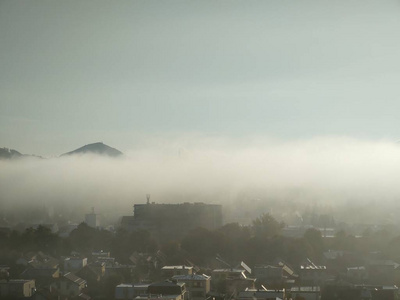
{"left": 0, "top": 147, "right": 43, "bottom": 159}
{"left": 0, "top": 147, "right": 23, "bottom": 159}
{"left": 61, "top": 142, "right": 123, "bottom": 157}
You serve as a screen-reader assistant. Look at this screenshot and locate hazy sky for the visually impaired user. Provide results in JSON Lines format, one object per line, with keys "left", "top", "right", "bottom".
{"left": 1, "top": 1, "right": 400, "bottom": 155}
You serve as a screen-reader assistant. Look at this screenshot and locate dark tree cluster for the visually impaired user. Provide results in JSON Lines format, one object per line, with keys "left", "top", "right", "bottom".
{"left": 2, "top": 213, "right": 400, "bottom": 281}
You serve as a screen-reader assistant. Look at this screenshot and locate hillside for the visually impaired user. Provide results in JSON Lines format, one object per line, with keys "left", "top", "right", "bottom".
{"left": 61, "top": 142, "right": 123, "bottom": 157}
{"left": 0, "top": 147, "right": 23, "bottom": 159}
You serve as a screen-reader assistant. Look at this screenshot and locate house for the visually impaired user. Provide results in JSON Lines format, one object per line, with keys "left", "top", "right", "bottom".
{"left": 115, "top": 284, "right": 135, "bottom": 300}
{"left": 16, "top": 252, "right": 59, "bottom": 270}
{"left": 64, "top": 257, "right": 88, "bottom": 272}
{"left": 76, "top": 264, "right": 103, "bottom": 284}
{"left": 96, "top": 256, "right": 115, "bottom": 267}
{"left": 91, "top": 250, "right": 110, "bottom": 259}
{"left": 321, "top": 284, "right": 398, "bottom": 300}
{"left": 51, "top": 272, "right": 87, "bottom": 298}
{"left": 135, "top": 295, "right": 183, "bottom": 300}
{"left": 16, "top": 252, "right": 37, "bottom": 266}
{"left": 88, "top": 261, "right": 105, "bottom": 277}
{"left": 347, "top": 266, "right": 368, "bottom": 284}
{"left": 148, "top": 281, "right": 187, "bottom": 300}
{"left": 162, "top": 266, "right": 193, "bottom": 278}
{"left": 253, "top": 265, "right": 291, "bottom": 288}
{"left": 105, "top": 263, "right": 135, "bottom": 282}
{"left": 211, "top": 269, "right": 256, "bottom": 298}
{"left": 367, "top": 260, "right": 398, "bottom": 285}
{"left": 237, "top": 288, "right": 285, "bottom": 300}
{"left": 323, "top": 250, "right": 345, "bottom": 261}
{"left": 115, "top": 283, "right": 150, "bottom": 300}
{"left": 290, "top": 286, "right": 320, "bottom": 300}
{"left": 299, "top": 259, "right": 328, "bottom": 286}
{"left": 172, "top": 274, "right": 211, "bottom": 300}
{"left": 0, "top": 279, "right": 36, "bottom": 298}
{"left": 29, "top": 252, "right": 59, "bottom": 269}
{"left": 31, "top": 287, "right": 54, "bottom": 300}
{"left": 20, "top": 267, "right": 59, "bottom": 288}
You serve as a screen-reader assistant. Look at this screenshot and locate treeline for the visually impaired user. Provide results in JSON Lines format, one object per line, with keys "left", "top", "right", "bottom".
{"left": 2, "top": 213, "right": 400, "bottom": 276}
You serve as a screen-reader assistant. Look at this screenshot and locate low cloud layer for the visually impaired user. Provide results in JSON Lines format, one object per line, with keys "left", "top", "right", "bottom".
{"left": 1, "top": 136, "right": 400, "bottom": 223}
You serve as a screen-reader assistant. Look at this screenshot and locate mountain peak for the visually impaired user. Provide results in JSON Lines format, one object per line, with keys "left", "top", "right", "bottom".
{"left": 61, "top": 142, "right": 123, "bottom": 157}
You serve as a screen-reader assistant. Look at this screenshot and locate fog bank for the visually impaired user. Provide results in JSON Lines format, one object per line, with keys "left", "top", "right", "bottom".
{"left": 1, "top": 136, "right": 400, "bottom": 223}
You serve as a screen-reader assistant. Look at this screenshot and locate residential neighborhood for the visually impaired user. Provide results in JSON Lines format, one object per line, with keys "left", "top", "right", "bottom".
{"left": 1, "top": 201, "right": 400, "bottom": 300}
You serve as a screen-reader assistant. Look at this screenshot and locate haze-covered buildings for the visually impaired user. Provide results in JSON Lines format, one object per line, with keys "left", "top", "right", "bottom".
{"left": 121, "top": 201, "right": 223, "bottom": 237}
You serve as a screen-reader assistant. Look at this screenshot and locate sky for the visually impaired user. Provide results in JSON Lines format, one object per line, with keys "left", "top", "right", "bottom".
{"left": 3, "top": 1, "right": 400, "bottom": 222}
{"left": 1, "top": 1, "right": 400, "bottom": 156}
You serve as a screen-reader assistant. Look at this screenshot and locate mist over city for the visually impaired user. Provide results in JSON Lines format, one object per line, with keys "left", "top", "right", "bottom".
{"left": 2, "top": 136, "right": 400, "bottom": 226}
{"left": 2, "top": 1, "right": 400, "bottom": 299}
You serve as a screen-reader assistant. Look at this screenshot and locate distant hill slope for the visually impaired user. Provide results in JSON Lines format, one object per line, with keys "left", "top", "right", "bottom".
{"left": 0, "top": 147, "right": 23, "bottom": 159}
{"left": 61, "top": 142, "right": 123, "bottom": 157}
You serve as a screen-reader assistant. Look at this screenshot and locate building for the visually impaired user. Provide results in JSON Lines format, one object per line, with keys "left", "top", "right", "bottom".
{"left": 211, "top": 269, "right": 256, "bottom": 298}
{"left": 290, "top": 286, "right": 320, "bottom": 300}
{"left": 172, "top": 274, "right": 211, "bottom": 300}
{"left": 237, "top": 288, "right": 285, "bottom": 300}
{"left": 51, "top": 272, "right": 87, "bottom": 298}
{"left": 321, "top": 284, "right": 398, "bottom": 300}
{"left": 64, "top": 257, "right": 88, "bottom": 272}
{"left": 0, "top": 279, "right": 36, "bottom": 298}
{"left": 85, "top": 208, "right": 100, "bottom": 228}
{"left": 253, "top": 262, "right": 298, "bottom": 289}
{"left": 105, "top": 264, "right": 135, "bottom": 281}
{"left": 367, "top": 260, "right": 398, "bottom": 285}
{"left": 136, "top": 295, "right": 183, "bottom": 300}
{"left": 162, "top": 266, "right": 193, "bottom": 278}
{"left": 121, "top": 202, "right": 223, "bottom": 237}
{"left": 20, "top": 267, "right": 59, "bottom": 288}
{"left": 115, "top": 283, "right": 149, "bottom": 300}
{"left": 148, "top": 281, "right": 187, "bottom": 300}
{"left": 92, "top": 250, "right": 110, "bottom": 258}
{"left": 347, "top": 266, "right": 368, "bottom": 284}
{"left": 115, "top": 284, "right": 136, "bottom": 300}
{"left": 299, "top": 259, "right": 328, "bottom": 286}
{"left": 253, "top": 265, "right": 283, "bottom": 287}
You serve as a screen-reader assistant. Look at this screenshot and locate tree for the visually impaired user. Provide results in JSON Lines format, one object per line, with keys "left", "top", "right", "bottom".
{"left": 181, "top": 228, "right": 229, "bottom": 265}
{"left": 252, "top": 213, "right": 284, "bottom": 238}
{"left": 303, "top": 228, "right": 324, "bottom": 261}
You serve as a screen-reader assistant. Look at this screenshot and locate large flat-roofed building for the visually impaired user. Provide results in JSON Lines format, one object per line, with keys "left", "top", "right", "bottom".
{"left": 121, "top": 202, "right": 223, "bottom": 237}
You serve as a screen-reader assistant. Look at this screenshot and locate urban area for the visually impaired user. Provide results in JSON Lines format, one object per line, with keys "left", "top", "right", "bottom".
{"left": 1, "top": 198, "right": 400, "bottom": 300}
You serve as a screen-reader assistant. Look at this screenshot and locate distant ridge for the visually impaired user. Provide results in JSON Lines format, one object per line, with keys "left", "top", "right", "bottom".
{"left": 0, "top": 147, "right": 43, "bottom": 160}
{"left": 61, "top": 142, "right": 123, "bottom": 157}
{"left": 0, "top": 147, "right": 23, "bottom": 159}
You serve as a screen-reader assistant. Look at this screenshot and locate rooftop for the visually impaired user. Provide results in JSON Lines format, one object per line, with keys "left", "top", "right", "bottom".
{"left": 212, "top": 268, "right": 245, "bottom": 273}
{"left": 64, "top": 272, "right": 86, "bottom": 285}
{"left": 162, "top": 265, "right": 193, "bottom": 270}
{"left": 172, "top": 274, "right": 210, "bottom": 281}
{"left": 0, "top": 279, "right": 34, "bottom": 284}
{"left": 150, "top": 281, "right": 185, "bottom": 288}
